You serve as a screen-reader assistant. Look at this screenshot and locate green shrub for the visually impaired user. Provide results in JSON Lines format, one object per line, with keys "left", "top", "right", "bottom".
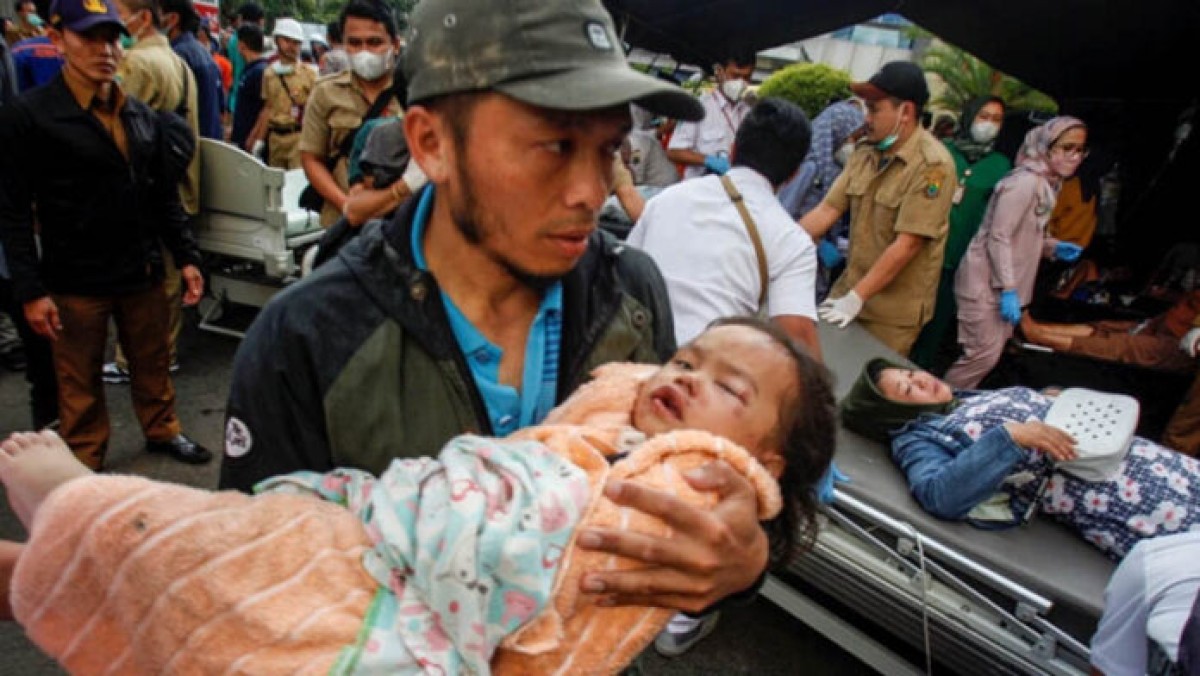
{"left": 757, "top": 63, "right": 852, "bottom": 118}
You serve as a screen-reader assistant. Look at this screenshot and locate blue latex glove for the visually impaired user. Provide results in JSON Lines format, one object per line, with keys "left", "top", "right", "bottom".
{"left": 817, "top": 239, "right": 844, "bottom": 268}
{"left": 1055, "top": 242, "right": 1083, "bottom": 262}
{"left": 999, "top": 289, "right": 1022, "bottom": 325}
{"left": 703, "top": 154, "right": 730, "bottom": 175}
{"left": 816, "top": 462, "right": 850, "bottom": 504}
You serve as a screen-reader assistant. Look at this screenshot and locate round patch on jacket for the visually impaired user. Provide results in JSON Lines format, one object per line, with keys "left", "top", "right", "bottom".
{"left": 225, "top": 417, "right": 253, "bottom": 458}
{"left": 924, "top": 167, "right": 945, "bottom": 199}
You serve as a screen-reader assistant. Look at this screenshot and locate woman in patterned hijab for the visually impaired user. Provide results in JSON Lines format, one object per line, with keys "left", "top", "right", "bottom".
{"left": 778, "top": 99, "right": 865, "bottom": 219}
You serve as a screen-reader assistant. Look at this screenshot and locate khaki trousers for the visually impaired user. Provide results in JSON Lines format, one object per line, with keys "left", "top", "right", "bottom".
{"left": 268, "top": 130, "right": 302, "bottom": 170}
{"left": 53, "top": 284, "right": 181, "bottom": 469}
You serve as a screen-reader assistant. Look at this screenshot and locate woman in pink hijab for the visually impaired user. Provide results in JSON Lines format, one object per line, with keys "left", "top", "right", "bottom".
{"left": 944, "top": 116, "right": 1089, "bottom": 388}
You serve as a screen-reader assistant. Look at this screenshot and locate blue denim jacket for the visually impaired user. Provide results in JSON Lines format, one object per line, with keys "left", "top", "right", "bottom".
{"left": 890, "top": 388, "right": 1054, "bottom": 528}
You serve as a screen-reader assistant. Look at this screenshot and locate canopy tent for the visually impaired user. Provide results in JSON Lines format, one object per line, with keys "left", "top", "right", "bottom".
{"left": 603, "top": 0, "right": 1199, "bottom": 274}
{"left": 602, "top": 0, "right": 1199, "bottom": 103}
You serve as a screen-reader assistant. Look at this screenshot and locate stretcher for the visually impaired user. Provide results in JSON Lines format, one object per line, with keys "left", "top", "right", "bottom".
{"left": 761, "top": 322, "right": 1115, "bottom": 676}
{"left": 192, "top": 139, "right": 324, "bottom": 337}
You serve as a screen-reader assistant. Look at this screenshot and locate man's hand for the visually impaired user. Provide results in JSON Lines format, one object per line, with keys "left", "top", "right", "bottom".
{"left": 1004, "top": 421, "right": 1077, "bottom": 461}
{"left": 703, "top": 154, "right": 730, "bottom": 175}
{"left": 818, "top": 291, "right": 863, "bottom": 328}
{"left": 575, "top": 460, "right": 768, "bottom": 614}
{"left": 23, "top": 296, "right": 61, "bottom": 341}
{"left": 180, "top": 265, "right": 204, "bottom": 306}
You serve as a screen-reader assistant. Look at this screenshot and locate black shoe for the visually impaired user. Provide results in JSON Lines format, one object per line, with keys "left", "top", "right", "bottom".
{"left": 146, "top": 434, "right": 212, "bottom": 464}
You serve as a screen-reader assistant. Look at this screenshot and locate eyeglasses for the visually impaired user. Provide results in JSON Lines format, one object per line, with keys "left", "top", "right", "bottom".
{"left": 1051, "top": 142, "right": 1089, "bottom": 159}
{"left": 345, "top": 36, "right": 389, "bottom": 49}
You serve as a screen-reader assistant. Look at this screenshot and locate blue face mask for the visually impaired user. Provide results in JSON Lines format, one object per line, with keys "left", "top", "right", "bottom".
{"left": 27, "top": 13, "right": 43, "bottom": 26}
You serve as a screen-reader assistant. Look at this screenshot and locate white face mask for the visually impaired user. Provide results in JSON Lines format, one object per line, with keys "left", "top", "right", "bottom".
{"left": 970, "top": 120, "right": 1000, "bottom": 144}
{"left": 350, "top": 48, "right": 392, "bottom": 81}
{"left": 834, "top": 142, "right": 855, "bottom": 166}
{"left": 272, "top": 62, "right": 294, "bottom": 75}
{"left": 720, "top": 78, "right": 747, "bottom": 103}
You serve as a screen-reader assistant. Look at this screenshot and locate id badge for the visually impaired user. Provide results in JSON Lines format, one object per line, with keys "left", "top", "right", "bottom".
{"left": 952, "top": 184, "right": 965, "bottom": 205}
{"left": 290, "top": 105, "right": 302, "bottom": 122}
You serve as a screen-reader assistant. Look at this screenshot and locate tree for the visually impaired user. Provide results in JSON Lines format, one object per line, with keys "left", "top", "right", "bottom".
{"left": 757, "top": 63, "right": 852, "bottom": 119}
{"left": 254, "top": 0, "right": 418, "bottom": 29}
{"left": 914, "top": 36, "right": 1057, "bottom": 114}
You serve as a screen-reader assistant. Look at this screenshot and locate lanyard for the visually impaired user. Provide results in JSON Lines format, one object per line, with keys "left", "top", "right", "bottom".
{"left": 715, "top": 93, "right": 740, "bottom": 135}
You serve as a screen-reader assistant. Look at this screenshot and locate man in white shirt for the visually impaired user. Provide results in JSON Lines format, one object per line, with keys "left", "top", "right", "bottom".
{"left": 1091, "top": 531, "right": 1200, "bottom": 676}
{"left": 630, "top": 96, "right": 820, "bottom": 360}
{"left": 667, "top": 51, "right": 755, "bottom": 180}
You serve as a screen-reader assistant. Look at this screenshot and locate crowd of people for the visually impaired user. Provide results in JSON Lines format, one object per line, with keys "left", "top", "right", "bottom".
{"left": 0, "top": 0, "right": 1197, "bottom": 673}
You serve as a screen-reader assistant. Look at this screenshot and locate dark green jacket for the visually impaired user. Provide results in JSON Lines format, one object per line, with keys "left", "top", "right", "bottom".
{"left": 942, "top": 142, "right": 1012, "bottom": 270}
{"left": 219, "top": 197, "right": 675, "bottom": 492}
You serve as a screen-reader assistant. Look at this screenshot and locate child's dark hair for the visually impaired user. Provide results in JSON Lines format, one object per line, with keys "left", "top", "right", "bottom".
{"left": 707, "top": 316, "right": 837, "bottom": 568}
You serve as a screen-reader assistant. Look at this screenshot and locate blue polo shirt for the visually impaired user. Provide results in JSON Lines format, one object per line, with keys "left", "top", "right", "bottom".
{"left": 171, "top": 32, "right": 224, "bottom": 140}
{"left": 11, "top": 36, "right": 62, "bottom": 92}
{"left": 229, "top": 57, "right": 267, "bottom": 148}
{"left": 409, "top": 186, "right": 563, "bottom": 436}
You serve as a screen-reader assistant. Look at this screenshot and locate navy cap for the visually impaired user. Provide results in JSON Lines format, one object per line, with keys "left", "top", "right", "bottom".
{"left": 49, "top": 0, "right": 128, "bottom": 35}
{"left": 851, "top": 61, "right": 929, "bottom": 108}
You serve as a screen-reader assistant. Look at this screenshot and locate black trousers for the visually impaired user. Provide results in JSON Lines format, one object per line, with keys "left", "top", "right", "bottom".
{"left": 0, "top": 276, "right": 59, "bottom": 429}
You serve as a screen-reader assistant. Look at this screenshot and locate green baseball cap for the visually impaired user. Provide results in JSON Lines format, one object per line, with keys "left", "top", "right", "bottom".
{"left": 403, "top": 0, "right": 704, "bottom": 121}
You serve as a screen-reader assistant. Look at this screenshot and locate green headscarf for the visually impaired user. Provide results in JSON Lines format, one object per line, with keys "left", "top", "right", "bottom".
{"left": 839, "top": 358, "right": 958, "bottom": 442}
{"left": 950, "top": 95, "right": 1006, "bottom": 164}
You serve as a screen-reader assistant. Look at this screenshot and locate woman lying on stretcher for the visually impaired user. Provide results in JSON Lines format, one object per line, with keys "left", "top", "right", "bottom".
{"left": 841, "top": 358, "right": 1200, "bottom": 561}
{"left": 0, "top": 317, "right": 836, "bottom": 676}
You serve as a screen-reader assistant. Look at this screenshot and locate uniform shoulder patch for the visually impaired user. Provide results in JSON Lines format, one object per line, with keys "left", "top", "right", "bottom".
{"left": 225, "top": 417, "right": 253, "bottom": 458}
{"left": 924, "top": 166, "right": 945, "bottom": 199}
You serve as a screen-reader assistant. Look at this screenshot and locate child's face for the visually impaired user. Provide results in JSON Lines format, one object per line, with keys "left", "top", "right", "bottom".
{"left": 632, "top": 325, "right": 797, "bottom": 475}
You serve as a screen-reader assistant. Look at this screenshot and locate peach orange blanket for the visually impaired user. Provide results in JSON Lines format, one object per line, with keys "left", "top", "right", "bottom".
{"left": 11, "top": 363, "right": 781, "bottom": 675}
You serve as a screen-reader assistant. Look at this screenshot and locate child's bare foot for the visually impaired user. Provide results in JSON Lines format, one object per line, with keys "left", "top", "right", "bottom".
{"left": 0, "top": 431, "right": 93, "bottom": 530}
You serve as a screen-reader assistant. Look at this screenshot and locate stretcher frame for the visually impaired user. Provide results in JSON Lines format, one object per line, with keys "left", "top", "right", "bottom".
{"left": 193, "top": 139, "right": 324, "bottom": 337}
{"left": 760, "top": 323, "right": 1114, "bottom": 675}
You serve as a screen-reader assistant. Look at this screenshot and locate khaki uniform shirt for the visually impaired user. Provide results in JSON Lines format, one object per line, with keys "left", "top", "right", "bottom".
{"left": 826, "top": 127, "right": 956, "bottom": 329}
{"left": 262, "top": 64, "right": 316, "bottom": 130}
{"left": 298, "top": 70, "right": 400, "bottom": 225}
{"left": 117, "top": 33, "right": 200, "bottom": 214}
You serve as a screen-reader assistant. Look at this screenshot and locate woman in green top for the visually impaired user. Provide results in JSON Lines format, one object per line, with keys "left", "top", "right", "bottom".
{"left": 911, "top": 96, "right": 1012, "bottom": 371}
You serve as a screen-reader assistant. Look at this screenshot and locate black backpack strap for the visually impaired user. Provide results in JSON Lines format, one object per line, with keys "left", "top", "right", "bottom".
{"left": 277, "top": 69, "right": 300, "bottom": 107}
{"left": 333, "top": 85, "right": 397, "bottom": 163}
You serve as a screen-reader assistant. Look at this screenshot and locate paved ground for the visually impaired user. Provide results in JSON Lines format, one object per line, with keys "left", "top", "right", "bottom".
{"left": 0, "top": 310, "right": 875, "bottom": 675}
